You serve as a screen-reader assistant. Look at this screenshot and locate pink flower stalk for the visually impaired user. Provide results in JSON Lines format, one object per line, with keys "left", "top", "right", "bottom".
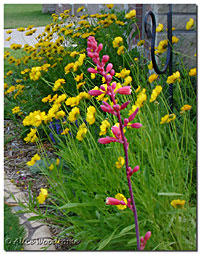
{"left": 116, "top": 86, "right": 132, "bottom": 95}
{"left": 106, "top": 197, "right": 126, "bottom": 206}
{"left": 87, "top": 36, "right": 150, "bottom": 250}
{"left": 128, "top": 166, "right": 140, "bottom": 177}
{"left": 139, "top": 231, "right": 151, "bottom": 250}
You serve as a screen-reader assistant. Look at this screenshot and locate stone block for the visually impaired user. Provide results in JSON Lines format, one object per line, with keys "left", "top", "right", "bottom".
{"left": 153, "top": 4, "right": 170, "bottom": 14}
{"left": 172, "top": 15, "right": 196, "bottom": 31}
{"left": 172, "top": 4, "right": 197, "bottom": 13}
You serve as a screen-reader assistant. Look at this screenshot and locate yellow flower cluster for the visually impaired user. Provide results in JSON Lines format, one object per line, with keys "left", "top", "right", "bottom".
{"left": 29, "top": 67, "right": 41, "bottom": 81}
{"left": 23, "top": 110, "right": 46, "bottom": 127}
{"left": 53, "top": 78, "right": 66, "bottom": 91}
{"left": 68, "top": 107, "right": 80, "bottom": 122}
{"left": 24, "top": 128, "right": 38, "bottom": 143}
{"left": 37, "top": 188, "right": 48, "bottom": 204}
{"left": 160, "top": 114, "right": 176, "bottom": 124}
{"left": 115, "top": 68, "right": 130, "bottom": 79}
{"left": 99, "top": 120, "right": 110, "bottom": 136}
{"left": 112, "top": 37, "right": 124, "bottom": 55}
{"left": 166, "top": 71, "right": 180, "bottom": 84}
{"left": 148, "top": 73, "right": 158, "bottom": 83}
{"left": 186, "top": 18, "right": 194, "bottom": 30}
{"left": 12, "top": 106, "right": 20, "bottom": 114}
{"left": 115, "top": 156, "right": 125, "bottom": 169}
{"left": 76, "top": 123, "right": 87, "bottom": 141}
{"left": 10, "top": 43, "right": 22, "bottom": 50}
{"left": 149, "top": 86, "right": 162, "bottom": 102}
{"left": 125, "top": 9, "right": 136, "bottom": 19}
{"left": 171, "top": 199, "right": 185, "bottom": 209}
{"left": 86, "top": 106, "right": 96, "bottom": 125}
{"left": 27, "top": 153, "right": 41, "bottom": 166}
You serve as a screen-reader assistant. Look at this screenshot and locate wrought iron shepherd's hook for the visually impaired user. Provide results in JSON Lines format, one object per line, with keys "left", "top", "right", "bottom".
{"left": 144, "top": 5, "right": 173, "bottom": 112}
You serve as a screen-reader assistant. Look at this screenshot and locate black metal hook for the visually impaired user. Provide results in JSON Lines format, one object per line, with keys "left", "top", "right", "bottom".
{"left": 144, "top": 5, "right": 173, "bottom": 112}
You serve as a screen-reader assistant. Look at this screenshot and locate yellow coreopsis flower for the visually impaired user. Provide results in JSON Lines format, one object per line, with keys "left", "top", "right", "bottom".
{"left": 115, "top": 193, "right": 127, "bottom": 210}
{"left": 61, "top": 127, "right": 70, "bottom": 135}
{"left": 76, "top": 123, "right": 87, "bottom": 141}
{"left": 166, "top": 71, "right": 180, "bottom": 84}
{"left": 12, "top": 106, "right": 20, "bottom": 114}
{"left": 37, "top": 188, "right": 48, "bottom": 204}
{"left": 112, "top": 37, "right": 123, "bottom": 48}
{"left": 106, "top": 4, "right": 114, "bottom": 9}
{"left": 186, "top": 18, "right": 194, "bottom": 30}
{"left": 49, "top": 164, "right": 54, "bottom": 171}
{"left": 115, "top": 68, "right": 130, "bottom": 79}
{"left": 68, "top": 107, "right": 80, "bottom": 122}
{"left": 148, "top": 61, "right": 153, "bottom": 70}
{"left": 86, "top": 106, "right": 96, "bottom": 125}
{"left": 160, "top": 113, "right": 176, "bottom": 124}
{"left": 77, "top": 6, "right": 84, "bottom": 13}
{"left": 149, "top": 86, "right": 162, "bottom": 102}
{"left": 117, "top": 45, "right": 125, "bottom": 55}
{"left": 99, "top": 120, "right": 110, "bottom": 136}
{"left": 125, "top": 9, "right": 136, "bottom": 19}
{"left": 148, "top": 73, "right": 158, "bottom": 83}
{"left": 53, "top": 78, "right": 66, "bottom": 91}
{"left": 156, "top": 23, "right": 164, "bottom": 32}
{"left": 171, "top": 199, "right": 186, "bottom": 209}
{"left": 26, "top": 153, "right": 41, "bottom": 166}
{"left": 189, "top": 68, "right": 196, "bottom": 76}
{"left": 181, "top": 104, "right": 192, "bottom": 112}
{"left": 115, "top": 156, "right": 125, "bottom": 169}
{"left": 172, "top": 36, "right": 179, "bottom": 44}
{"left": 137, "top": 40, "right": 145, "bottom": 46}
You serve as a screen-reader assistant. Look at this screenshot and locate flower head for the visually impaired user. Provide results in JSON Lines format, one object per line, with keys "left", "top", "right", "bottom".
{"left": 115, "top": 156, "right": 125, "bottom": 168}
{"left": 171, "top": 199, "right": 186, "bottom": 209}
{"left": 37, "top": 188, "right": 48, "bottom": 204}
{"left": 166, "top": 71, "right": 180, "bottom": 84}
{"left": 186, "top": 18, "right": 194, "bottom": 30}
{"left": 125, "top": 9, "right": 136, "bottom": 19}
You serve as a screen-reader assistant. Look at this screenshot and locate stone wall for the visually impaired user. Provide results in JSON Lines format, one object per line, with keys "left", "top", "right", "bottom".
{"left": 151, "top": 4, "right": 197, "bottom": 68}
{"left": 42, "top": 4, "right": 56, "bottom": 14}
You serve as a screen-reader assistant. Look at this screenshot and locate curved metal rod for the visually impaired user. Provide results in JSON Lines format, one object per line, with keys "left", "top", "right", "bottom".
{"left": 144, "top": 10, "right": 172, "bottom": 75}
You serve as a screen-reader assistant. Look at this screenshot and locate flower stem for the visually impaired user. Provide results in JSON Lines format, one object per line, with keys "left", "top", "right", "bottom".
{"left": 116, "top": 111, "right": 140, "bottom": 250}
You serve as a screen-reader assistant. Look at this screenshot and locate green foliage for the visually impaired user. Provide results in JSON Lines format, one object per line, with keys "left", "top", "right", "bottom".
{"left": 4, "top": 204, "right": 25, "bottom": 251}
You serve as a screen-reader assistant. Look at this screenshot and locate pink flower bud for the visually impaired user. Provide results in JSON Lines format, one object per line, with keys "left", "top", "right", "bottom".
{"left": 88, "top": 90, "right": 103, "bottom": 96}
{"left": 144, "top": 231, "right": 151, "bottom": 241}
{"left": 111, "top": 126, "right": 121, "bottom": 139}
{"left": 105, "top": 75, "right": 112, "bottom": 83}
{"left": 133, "top": 165, "right": 140, "bottom": 173}
{"left": 120, "top": 101, "right": 130, "bottom": 110}
{"left": 128, "top": 107, "right": 139, "bottom": 122}
{"left": 106, "top": 197, "right": 126, "bottom": 206}
{"left": 100, "top": 105, "right": 114, "bottom": 114}
{"left": 102, "top": 55, "right": 109, "bottom": 64}
{"left": 116, "top": 86, "right": 132, "bottom": 95}
{"left": 106, "top": 63, "right": 113, "bottom": 73}
{"left": 100, "top": 85, "right": 106, "bottom": 91}
{"left": 110, "top": 69, "right": 115, "bottom": 76}
{"left": 111, "top": 82, "right": 117, "bottom": 90}
{"left": 87, "top": 67, "right": 98, "bottom": 73}
{"left": 87, "top": 51, "right": 94, "bottom": 58}
{"left": 140, "top": 237, "right": 144, "bottom": 243}
{"left": 129, "top": 123, "right": 142, "bottom": 129}
{"left": 124, "top": 118, "right": 129, "bottom": 126}
{"left": 97, "top": 43, "right": 103, "bottom": 52}
{"left": 98, "top": 137, "right": 117, "bottom": 144}
{"left": 113, "top": 104, "right": 120, "bottom": 111}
